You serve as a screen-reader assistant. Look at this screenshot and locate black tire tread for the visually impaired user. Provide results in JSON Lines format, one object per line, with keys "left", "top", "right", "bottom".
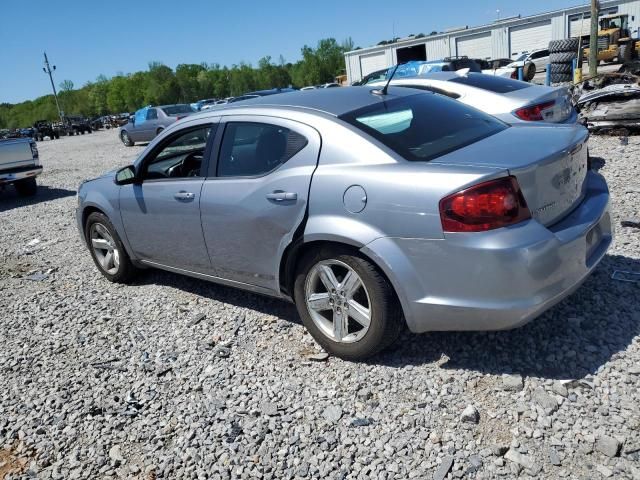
{"left": 294, "top": 246, "right": 403, "bottom": 360}
{"left": 14, "top": 177, "right": 37, "bottom": 196}
{"left": 549, "top": 38, "right": 580, "bottom": 53}
{"left": 550, "top": 71, "right": 572, "bottom": 83}
{"left": 84, "top": 212, "right": 138, "bottom": 284}
{"left": 549, "top": 51, "right": 577, "bottom": 63}
{"left": 550, "top": 63, "right": 573, "bottom": 74}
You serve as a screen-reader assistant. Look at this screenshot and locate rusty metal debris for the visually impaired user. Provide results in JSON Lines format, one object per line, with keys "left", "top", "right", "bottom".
{"left": 573, "top": 70, "right": 640, "bottom": 133}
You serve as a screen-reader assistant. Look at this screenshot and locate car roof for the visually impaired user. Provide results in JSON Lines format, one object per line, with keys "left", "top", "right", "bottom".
{"left": 192, "top": 86, "right": 423, "bottom": 117}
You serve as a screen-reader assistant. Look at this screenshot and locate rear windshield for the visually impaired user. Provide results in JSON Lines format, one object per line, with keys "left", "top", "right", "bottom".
{"left": 340, "top": 92, "right": 507, "bottom": 162}
{"left": 449, "top": 73, "right": 531, "bottom": 93}
{"left": 162, "top": 105, "right": 194, "bottom": 115}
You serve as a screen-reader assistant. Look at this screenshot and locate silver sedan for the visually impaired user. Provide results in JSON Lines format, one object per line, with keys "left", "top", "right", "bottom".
{"left": 370, "top": 72, "right": 576, "bottom": 124}
{"left": 77, "top": 87, "right": 611, "bottom": 360}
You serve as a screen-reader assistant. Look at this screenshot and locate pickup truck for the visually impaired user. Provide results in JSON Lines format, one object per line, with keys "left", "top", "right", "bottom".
{"left": 0, "top": 137, "right": 42, "bottom": 196}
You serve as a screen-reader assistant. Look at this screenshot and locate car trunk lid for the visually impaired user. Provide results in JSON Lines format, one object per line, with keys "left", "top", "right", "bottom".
{"left": 505, "top": 85, "right": 573, "bottom": 123}
{"left": 0, "top": 138, "right": 37, "bottom": 172}
{"left": 431, "top": 124, "right": 589, "bottom": 226}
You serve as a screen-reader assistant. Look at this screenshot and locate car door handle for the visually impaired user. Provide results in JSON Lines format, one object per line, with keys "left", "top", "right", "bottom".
{"left": 174, "top": 191, "right": 195, "bottom": 201}
{"left": 266, "top": 191, "right": 297, "bottom": 201}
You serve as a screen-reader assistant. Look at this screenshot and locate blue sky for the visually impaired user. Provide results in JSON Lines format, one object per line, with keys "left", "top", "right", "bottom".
{"left": 1, "top": 0, "right": 584, "bottom": 103}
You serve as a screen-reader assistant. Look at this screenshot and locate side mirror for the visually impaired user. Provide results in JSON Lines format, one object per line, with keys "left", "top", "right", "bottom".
{"left": 115, "top": 165, "right": 137, "bottom": 185}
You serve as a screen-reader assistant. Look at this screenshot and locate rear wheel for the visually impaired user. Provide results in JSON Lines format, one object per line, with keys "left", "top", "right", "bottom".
{"left": 14, "top": 177, "right": 37, "bottom": 196}
{"left": 85, "top": 212, "right": 137, "bottom": 283}
{"left": 120, "top": 130, "right": 134, "bottom": 146}
{"left": 294, "top": 247, "right": 402, "bottom": 360}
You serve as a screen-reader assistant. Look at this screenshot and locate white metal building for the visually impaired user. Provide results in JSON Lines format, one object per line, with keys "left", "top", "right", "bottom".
{"left": 345, "top": 0, "right": 640, "bottom": 83}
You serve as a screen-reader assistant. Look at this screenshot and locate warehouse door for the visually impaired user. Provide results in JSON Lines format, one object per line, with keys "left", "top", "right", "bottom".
{"left": 396, "top": 44, "right": 427, "bottom": 63}
{"left": 509, "top": 20, "right": 552, "bottom": 57}
{"left": 569, "top": 8, "right": 618, "bottom": 37}
{"left": 359, "top": 52, "right": 388, "bottom": 77}
{"left": 456, "top": 32, "right": 492, "bottom": 59}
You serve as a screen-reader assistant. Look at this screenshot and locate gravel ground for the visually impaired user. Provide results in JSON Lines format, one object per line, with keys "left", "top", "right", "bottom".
{"left": 1, "top": 130, "right": 639, "bottom": 480}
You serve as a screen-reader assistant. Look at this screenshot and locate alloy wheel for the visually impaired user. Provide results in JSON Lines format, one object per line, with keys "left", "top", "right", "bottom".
{"left": 304, "top": 259, "right": 371, "bottom": 343}
{"left": 90, "top": 223, "right": 120, "bottom": 275}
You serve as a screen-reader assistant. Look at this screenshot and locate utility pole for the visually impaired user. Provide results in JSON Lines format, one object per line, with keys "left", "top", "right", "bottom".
{"left": 43, "top": 52, "right": 64, "bottom": 123}
{"left": 589, "top": 0, "right": 599, "bottom": 77}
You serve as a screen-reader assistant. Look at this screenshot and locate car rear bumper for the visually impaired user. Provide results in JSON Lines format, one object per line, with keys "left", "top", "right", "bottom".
{"left": 0, "top": 166, "right": 42, "bottom": 184}
{"left": 362, "top": 171, "right": 612, "bottom": 333}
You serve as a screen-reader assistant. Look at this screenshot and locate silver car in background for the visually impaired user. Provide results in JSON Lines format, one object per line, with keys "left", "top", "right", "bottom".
{"left": 77, "top": 87, "right": 611, "bottom": 360}
{"left": 119, "top": 104, "right": 194, "bottom": 146}
{"left": 371, "top": 72, "right": 576, "bottom": 124}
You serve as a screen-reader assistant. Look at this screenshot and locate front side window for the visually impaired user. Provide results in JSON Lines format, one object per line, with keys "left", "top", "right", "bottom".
{"left": 217, "top": 122, "right": 308, "bottom": 177}
{"left": 134, "top": 108, "right": 147, "bottom": 125}
{"left": 340, "top": 92, "right": 507, "bottom": 162}
{"left": 142, "top": 126, "right": 213, "bottom": 180}
{"left": 146, "top": 108, "right": 158, "bottom": 120}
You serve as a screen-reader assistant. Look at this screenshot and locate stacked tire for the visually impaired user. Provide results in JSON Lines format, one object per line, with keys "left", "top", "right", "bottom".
{"left": 548, "top": 38, "right": 580, "bottom": 83}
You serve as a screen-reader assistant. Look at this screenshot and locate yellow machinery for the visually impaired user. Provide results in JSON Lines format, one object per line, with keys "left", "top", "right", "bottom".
{"left": 582, "top": 14, "right": 640, "bottom": 63}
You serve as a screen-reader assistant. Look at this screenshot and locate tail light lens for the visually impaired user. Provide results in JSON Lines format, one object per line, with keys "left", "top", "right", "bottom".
{"left": 514, "top": 101, "right": 556, "bottom": 121}
{"left": 439, "top": 176, "right": 531, "bottom": 232}
{"left": 510, "top": 70, "right": 517, "bottom": 79}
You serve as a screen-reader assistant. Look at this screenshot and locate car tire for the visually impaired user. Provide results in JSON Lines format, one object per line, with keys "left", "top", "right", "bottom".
{"left": 120, "top": 130, "right": 134, "bottom": 147}
{"left": 549, "top": 38, "right": 580, "bottom": 53}
{"left": 14, "top": 177, "right": 37, "bottom": 196}
{"left": 550, "top": 71, "right": 573, "bottom": 83}
{"left": 293, "top": 247, "right": 402, "bottom": 360}
{"left": 549, "top": 51, "right": 577, "bottom": 63}
{"left": 523, "top": 62, "right": 536, "bottom": 81}
{"left": 620, "top": 43, "right": 633, "bottom": 63}
{"left": 550, "top": 63, "right": 573, "bottom": 74}
{"left": 85, "top": 212, "right": 137, "bottom": 283}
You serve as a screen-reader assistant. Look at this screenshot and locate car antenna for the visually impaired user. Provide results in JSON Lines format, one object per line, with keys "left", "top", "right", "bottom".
{"left": 372, "top": 63, "right": 403, "bottom": 96}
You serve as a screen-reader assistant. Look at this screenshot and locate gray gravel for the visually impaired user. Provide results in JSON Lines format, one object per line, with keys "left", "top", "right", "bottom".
{"left": 0, "top": 130, "right": 639, "bottom": 479}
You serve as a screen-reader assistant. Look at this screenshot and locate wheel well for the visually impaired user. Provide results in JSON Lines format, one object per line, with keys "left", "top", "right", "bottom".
{"left": 81, "top": 206, "right": 106, "bottom": 233}
{"left": 279, "top": 240, "right": 403, "bottom": 313}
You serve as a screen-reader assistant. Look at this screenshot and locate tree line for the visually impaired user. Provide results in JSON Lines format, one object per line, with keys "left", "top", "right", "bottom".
{"left": 0, "top": 38, "right": 353, "bottom": 129}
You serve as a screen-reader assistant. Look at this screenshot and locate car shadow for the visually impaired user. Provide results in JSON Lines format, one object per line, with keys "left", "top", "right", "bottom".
{"left": 0, "top": 185, "right": 76, "bottom": 212}
{"left": 590, "top": 155, "right": 606, "bottom": 172}
{"left": 138, "top": 269, "right": 301, "bottom": 324}
{"left": 373, "top": 253, "right": 640, "bottom": 380}
{"left": 135, "top": 253, "right": 638, "bottom": 381}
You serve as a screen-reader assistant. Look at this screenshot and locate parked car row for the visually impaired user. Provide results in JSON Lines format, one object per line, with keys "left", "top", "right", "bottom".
{"left": 79, "top": 80, "right": 610, "bottom": 360}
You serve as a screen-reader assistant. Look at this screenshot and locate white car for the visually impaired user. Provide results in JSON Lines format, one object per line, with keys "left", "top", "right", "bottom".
{"left": 509, "top": 49, "right": 550, "bottom": 73}
{"left": 370, "top": 71, "right": 576, "bottom": 124}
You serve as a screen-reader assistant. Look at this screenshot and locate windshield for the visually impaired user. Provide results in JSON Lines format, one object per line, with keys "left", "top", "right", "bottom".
{"left": 340, "top": 92, "right": 507, "bottom": 162}
{"left": 449, "top": 73, "right": 531, "bottom": 93}
{"left": 162, "top": 104, "right": 194, "bottom": 116}
{"left": 514, "top": 53, "right": 528, "bottom": 62}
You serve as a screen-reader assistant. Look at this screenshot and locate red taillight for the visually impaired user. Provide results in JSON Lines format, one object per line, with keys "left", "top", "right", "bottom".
{"left": 510, "top": 70, "right": 517, "bottom": 79}
{"left": 176, "top": 116, "right": 184, "bottom": 121}
{"left": 439, "top": 176, "right": 531, "bottom": 232}
{"left": 514, "top": 101, "right": 556, "bottom": 121}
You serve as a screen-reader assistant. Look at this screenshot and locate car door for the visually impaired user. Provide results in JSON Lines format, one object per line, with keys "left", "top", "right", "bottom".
{"left": 139, "top": 108, "right": 159, "bottom": 141}
{"left": 129, "top": 107, "right": 148, "bottom": 142}
{"left": 119, "top": 121, "right": 218, "bottom": 272}
{"left": 532, "top": 50, "right": 549, "bottom": 72}
{"left": 200, "top": 116, "right": 320, "bottom": 292}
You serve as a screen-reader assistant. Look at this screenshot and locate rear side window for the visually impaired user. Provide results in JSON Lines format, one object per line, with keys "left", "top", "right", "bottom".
{"left": 449, "top": 73, "right": 531, "bottom": 93}
{"left": 162, "top": 104, "right": 194, "bottom": 116}
{"left": 340, "top": 92, "right": 507, "bottom": 162}
{"left": 217, "top": 122, "right": 308, "bottom": 177}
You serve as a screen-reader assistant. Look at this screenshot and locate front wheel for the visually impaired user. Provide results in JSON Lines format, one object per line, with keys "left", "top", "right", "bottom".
{"left": 120, "top": 130, "right": 134, "bottom": 146}
{"left": 294, "top": 248, "right": 402, "bottom": 360}
{"left": 85, "top": 212, "right": 137, "bottom": 283}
